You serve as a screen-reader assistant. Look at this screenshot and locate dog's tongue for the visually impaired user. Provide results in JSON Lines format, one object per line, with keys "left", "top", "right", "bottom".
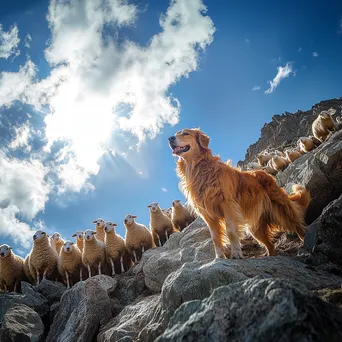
{"left": 173, "top": 146, "right": 181, "bottom": 153}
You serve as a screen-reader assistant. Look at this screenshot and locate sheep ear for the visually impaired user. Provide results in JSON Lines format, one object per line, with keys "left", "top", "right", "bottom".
{"left": 9, "top": 246, "right": 12, "bottom": 250}
{"left": 92, "top": 231, "right": 96, "bottom": 235}
{"left": 196, "top": 131, "right": 210, "bottom": 149}
{"left": 147, "top": 205, "right": 151, "bottom": 208}
{"left": 132, "top": 215, "right": 137, "bottom": 218}
{"left": 93, "top": 220, "right": 97, "bottom": 224}
{"left": 113, "top": 223, "right": 118, "bottom": 226}
{"left": 72, "top": 234, "right": 76, "bottom": 237}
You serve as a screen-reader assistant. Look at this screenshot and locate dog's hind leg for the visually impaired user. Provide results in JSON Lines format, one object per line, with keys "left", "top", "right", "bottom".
{"left": 224, "top": 217, "right": 243, "bottom": 259}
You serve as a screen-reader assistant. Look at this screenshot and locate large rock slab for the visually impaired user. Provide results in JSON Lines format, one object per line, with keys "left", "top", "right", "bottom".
{"left": 157, "top": 277, "right": 342, "bottom": 342}
{"left": 304, "top": 194, "right": 342, "bottom": 265}
{"left": 0, "top": 304, "right": 45, "bottom": 342}
{"left": 277, "top": 130, "right": 342, "bottom": 224}
{"left": 47, "top": 275, "right": 119, "bottom": 342}
{"left": 35, "top": 279, "right": 66, "bottom": 305}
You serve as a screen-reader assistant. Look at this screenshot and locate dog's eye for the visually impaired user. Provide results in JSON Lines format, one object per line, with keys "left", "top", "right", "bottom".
{"left": 182, "top": 132, "right": 189, "bottom": 136}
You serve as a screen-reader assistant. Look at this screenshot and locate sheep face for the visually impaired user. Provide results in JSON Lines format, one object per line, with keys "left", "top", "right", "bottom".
{"left": 33, "top": 230, "right": 47, "bottom": 241}
{"left": 172, "top": 200, "right": 182, "bottom": 208}
{"left": 51, "top": 232, "right": 62, "bottom": 242}
{"left": 84, "top": 229, "right": 96, "bottom": 241}
{"left": 63, "top": 241, "right": 75, "bottom": 253}
{"left": 147, "top": 202, "right": 159, "bottom": 213}
{"left": 104, "top": 221, "right": 118, "bottom": 233}
{"left": 72, "top": 230, "right": 84, "bottom": 240}
{"left": 124, "top": 214, "right": 137, "bottom": 225}
{"left": 162, "top": 208, "right": 172, "bottom": 216}
{"left": 0, "top": 244, "right": 12, "bottom": 258}
{"left": 93, "top": 218, "right": 105, "bottom": 227}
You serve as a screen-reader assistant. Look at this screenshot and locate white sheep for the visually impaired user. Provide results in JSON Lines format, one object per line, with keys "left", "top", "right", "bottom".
{"left": 58, "top": 241, "right": 84, "bottom": 289}
{"left": 312, "top": 109, "right": 338, "bottom": 142}
{"left": 82, "top": 229, "right": 106, "bottom": 278}
{"left": 92, "top": 218, "right": 105, "bottom": 242}
{"left": 104, "top": 221, "right": 130, "bottom": 275}
{"left": 246, "top": 162, "right": 263, "bottom": 170}
{"left": 124, "top": 214, "right": 155, "bottom": 263}
{"left": 148, "top": 202, "right": 178, "bottom": 247}
{"left": 72, "top": 230, "right": 84, "bottom": 252}
{"left": 162, "top": 208, "right": 172, "bottom": 219}
{"left": 0, "top": 244, "right": 25, "bottom": 292}
{"left": 50, "top": 232, "right": 65, "bottom": 255}
{"left": 29, "top": 230, "right": 59, "bottom": 285}
{"left": 171, "top": 199, "right": 194, "bottom": 231}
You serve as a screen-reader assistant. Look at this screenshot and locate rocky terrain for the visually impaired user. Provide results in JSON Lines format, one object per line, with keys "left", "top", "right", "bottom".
{"left": 1, "top": 98, "right": 342, "bottom": 342}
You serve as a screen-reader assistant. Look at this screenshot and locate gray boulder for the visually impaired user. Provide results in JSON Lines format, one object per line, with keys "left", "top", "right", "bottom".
{"left": 0, "top": 304, "right": 45, "bottom": 342}
{"left": 304, "top": 194, "right": 342, "bottom": 265}
{"left": 47, "top": 275, "right": 119, "bottom": 342}
{"left": 35, "top": 279, "right": 66, "bottom": 305}
{"left": 158, "top": 277, "right": 342, "bottom": 342}
{"left": 277, "top": 130, "right": 342, "bottom": 224}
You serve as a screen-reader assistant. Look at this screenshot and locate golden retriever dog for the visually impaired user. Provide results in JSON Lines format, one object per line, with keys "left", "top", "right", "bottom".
{"left": 168, "top": 128, "right": 311, "bottom": 259}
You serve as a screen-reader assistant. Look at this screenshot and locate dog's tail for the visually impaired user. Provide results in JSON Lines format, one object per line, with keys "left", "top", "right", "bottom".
{"left": 288, "top": 184, "right": 311, "bottom": 211}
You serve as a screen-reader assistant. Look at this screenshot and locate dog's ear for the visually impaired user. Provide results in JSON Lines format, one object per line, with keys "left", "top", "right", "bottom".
{"left": 197, "top": 132, "right": 210, "bottom": 149}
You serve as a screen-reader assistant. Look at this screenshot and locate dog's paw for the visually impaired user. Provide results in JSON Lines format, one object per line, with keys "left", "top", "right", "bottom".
{"left": 231, "top": 248, "right": 243, "bottom": 259}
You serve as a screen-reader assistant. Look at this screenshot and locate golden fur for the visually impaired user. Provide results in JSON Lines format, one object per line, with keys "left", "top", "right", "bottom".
{"left": 169, "top": 128, "right": 311, "bottom": 259}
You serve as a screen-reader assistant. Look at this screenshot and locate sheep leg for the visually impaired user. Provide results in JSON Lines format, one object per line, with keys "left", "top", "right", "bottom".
{"left": 141, "top": 244, "right": 145, "bottom": 254}
{"left": 98, "top": 261, "right": 102, "bottom": 275}
{"left": 4, "top": 285, "right": 8, "bottom": 293}
{"left": 87, "top": 264, "right": 91, "bottom": 278}
{"left": 65, "top": 272, "right": 70, "bottom": 289}
{"left": 109, "top": 258, "right": 115, "bottom": 276}
{"left": 43, "top": 269, "right": 48, "bottom": 280}
{"left": 14, "top": 282, "right": 17, "bottom": 293}
{"left": 80, "top": 268, "right": 83, "bottom": 281}
{"left": 165, "top": 230, "right": 169, "bottom": 241}
{"left": 158, "top": 236, "right": 161, "bottom": 247}
{"left": 36, "top": 270, "right": 40, "bottom": 285}
{"left": 120, "top": 256, "right": 125, "bottom": 273}
{"left": 133, "top": 250, "right": 137, "bottom": 263}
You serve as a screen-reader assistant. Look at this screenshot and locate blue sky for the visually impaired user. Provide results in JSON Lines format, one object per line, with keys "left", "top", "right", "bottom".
{"left": 0, "top": 0, "right": 341, "bottom": 257}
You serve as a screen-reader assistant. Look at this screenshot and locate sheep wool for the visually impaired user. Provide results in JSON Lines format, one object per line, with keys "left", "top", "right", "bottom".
{"left": 29, "top": 230, "right": 59, "bottom": 285}
{"left": 93, "top": 218, "right": 105, "bottom": 242}
{"left": 148, "top": 202, "right": 177, "bottom": 247}
{"left": 82, "top": 229, "right": 106, "bottom": 278}
{"left": 72, "top": 230, "right": 84, "bottom": 252}
{"left": 285, "top": 149, "right": 302, "bottom": 163}
{"left": 312, "top": 109, "right": 338, "bottom": 142}
{"left": 0, "top": 244, "right": 26, "bottom": 292}
{"left": 124, "top": 214, "right": 155, "bottom": 263}
{"left": 58, "top": 241, "right": 84, "bottom": 288}
{"left": 23, "top": 254, "right": 35, "bottom": 284}
{"left": 104, "top": 221, "right": 130, "bottom": 275}
{"left": 171, "top": 200, "right": 194, "bottom": 231}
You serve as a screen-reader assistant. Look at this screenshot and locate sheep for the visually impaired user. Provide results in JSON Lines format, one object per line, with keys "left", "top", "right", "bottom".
{"left": 171, "top": 199, "right": 194, "bottom": 232}
{"left": 312, "top": 109, "right": 338, "bottom": 142}
{"left": 0, "top": 244, "right": 26, "bottom": 292}
{"left": 246, "top": 162, "right": 263, "bottom": 170}
{"left": 29, "top": 230, "right": 59, "bottom": 285}
{"left": 336, "top": 116, "right": 342, "bottom": 130}
{"left": 262, "top": 161, "right": 278, "bottom": 176}
{"left": 82, "top": 229, "right": 106, "bottom": 278}
{"left": 72, "top": 230, "right": 84, "bottom": 252}
{"left": 257, "top": 153, "right": 273, "bottom": 166}
{"left": 148, "top": 202, "right": 178, "bottom": 247}
{"left": 50, "top": 232, "right": 65, "bottom": 255}
{"left": 123, "top": 214, "right": 155, "bottom": 263}
{"left": 93, "top": 218, "right": 105, "bottom": 242}
{"left": 104, "top": 221, "right": 131, "bottom": 275}
{"left": 58, "top": 241, "right": 85, "bottom": 288}
{"left": 269, "top": 155, "right": 289, "bottom": 172}
{"left": 285, "top": 149, "right": 302, "bottom": 163}
{"left": 297, "top": 137, "right": 315, "bottom": 153}
{"left": 273, "top": 150, "right": 285, "bottom": 157}
{"left": 162, "top": 208, "right": 172, "bottom": 219}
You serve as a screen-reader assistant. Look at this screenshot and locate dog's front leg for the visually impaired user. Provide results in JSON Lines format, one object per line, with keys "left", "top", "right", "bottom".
{"left": 225, "top": 218, "right": 243, "bottom": 259}
{"left": 206, "top": 219, "right": 227, "bottom": 259}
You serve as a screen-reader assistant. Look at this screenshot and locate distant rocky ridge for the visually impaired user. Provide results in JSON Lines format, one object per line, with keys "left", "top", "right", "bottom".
{"left": 1, "top": 97, "right": 342, "bottom": 341}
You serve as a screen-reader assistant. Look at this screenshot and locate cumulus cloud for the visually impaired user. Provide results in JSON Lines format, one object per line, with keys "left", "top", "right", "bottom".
{"left": 0, "top": 153, "right": 49, "bottom": 220}
{"left": 161, "top": 187, "right": 168, "bottom": 192}
{"left": 9, "top": 121, "right": 32, "bottom": 152}
{"left": 265, "top": 62, "right": 293, "bottom": 94}
{"left": 252, "top": 85, "right": 260, "bottom": 91}
{"left": 0, "top": 24, "right": 20, "bottom": 59}
{"left": 313, "top": 51, "right": 318, "bottom": 57}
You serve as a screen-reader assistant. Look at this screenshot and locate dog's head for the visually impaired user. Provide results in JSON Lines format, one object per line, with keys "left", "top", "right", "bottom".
{"left": 168, "top": 128, "right": 210, "bottom": 161}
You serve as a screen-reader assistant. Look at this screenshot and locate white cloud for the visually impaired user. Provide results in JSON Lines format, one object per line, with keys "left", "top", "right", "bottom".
{"left": 245, "top": 38, "right": 250, "bottom": 43}
{"left": 0, "top": 153, "right": 49, "bottom": 220}
{"left": 298, "top": 47, "right": 302, "bottom": 52}
{"left": 0, "top": 205, "right": 36, "bottom": 250}
{"left": 265, "top": 62, "right": 293, "bottom": 94}
{"left": 313, "top": 51, "right": 318, "bottom": 57}
{"left": 0, "top": 24, "right": 20, "bottom": 59}
{"left": 24, "top": 34, "right": 32, "bottom": 48}
{"left": 161, "top": 187, "right": 168, "bottom": 192}
{"left": 252, "top": 85, "right": 260, "bottom": 91}
{"left": 9, "top": 121, "right": 32, "bottom": 152}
